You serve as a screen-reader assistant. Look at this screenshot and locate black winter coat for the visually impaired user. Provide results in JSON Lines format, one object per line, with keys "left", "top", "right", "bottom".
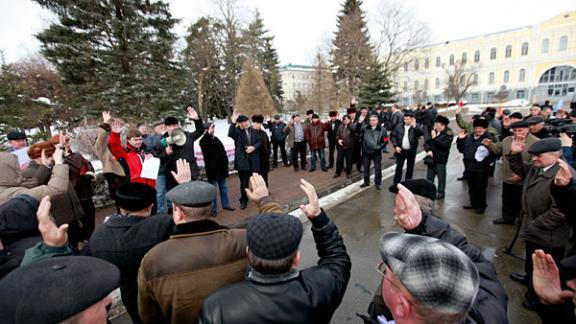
{"left": 162, "top": 118, "right": 205, "bottom": 180}
{"left": 228, "top": 124, "right": 261, "bottom": 172}
{"left": 199, "top": 210, "right": 351, "bottom": 324}
{"left": 457, "top": 132, "right": 496, "bottom": 173}
{"left": 390, "top": 124, "right": 424, "bottom": 151}
{"left": 361, "top": 214, "right": 509, "bottom": 324}
{"left": 424, "top": 128, "right": 454, "bottom": 164}
{"left": 90, "top": 214, "right": 174, "bottom": 324}
{"left": 254, "top": 129, "right": 270, "bottom": 174}
{"left": 199, "top": 134, "right": 229, "bottom": 182}
{"left": 327, "top": 119, "right": 342, "bottom": 144}
{"left": 266, "top": 121, "right": 287, "bottom": 143}
{"left": 389, "top": 111, "right": 404, "bottom": 131}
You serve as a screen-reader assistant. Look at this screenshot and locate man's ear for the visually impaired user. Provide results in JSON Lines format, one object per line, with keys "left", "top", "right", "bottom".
{"left": 392, "top": 292, "right": 412, "bottom": 320}
{"left": 172, "top": 206, "right": 184, "bottom": 223}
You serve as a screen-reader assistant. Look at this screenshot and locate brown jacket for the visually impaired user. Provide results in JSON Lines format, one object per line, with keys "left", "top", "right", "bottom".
{"left": 137, "top": 198, "right": 282, "bottom": 323}
{"left": 508, "top": 153, "right": 575, "bottom": 247}
{"left": 0, "top": 153, "right": 69, "bottom": 205}
{"left": 93, "top": 124, "right": 125, "bottom": 176}
{"left": 486, "top": 133, "right": 538, "bottom": 185}
{"left": 336, "top": 123, "right": 356, "bottom": 150}
{"left": 304, "top": 121, "right": 329, "bottom": 150}
{"left": 284, "top": 122, "right": 307, "bottom": 148}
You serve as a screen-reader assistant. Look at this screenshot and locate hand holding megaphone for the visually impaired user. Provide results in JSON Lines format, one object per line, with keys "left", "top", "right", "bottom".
{"left": 166, "top": 129, "right": 187, "bottom": 147}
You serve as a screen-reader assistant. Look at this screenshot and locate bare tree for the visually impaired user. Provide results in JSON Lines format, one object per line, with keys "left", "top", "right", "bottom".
{"left": 443, "top": 60, "right": 477, "bottom": 104}
{"left": 373, "top": 0, "right": 431, "bottom": 75}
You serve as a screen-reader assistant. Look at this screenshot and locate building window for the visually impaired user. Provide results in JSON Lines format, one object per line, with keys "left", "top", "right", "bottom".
{"left": 559, "top": 35, "right": 568, "bottom": 51}
{"left": 403, "top": 81, "right": 408, "bottom": 91}
{"left": 474, "top": 50, "right": 480, "bottom": 63}
{"left": 460, "top": 75, "right": 466, "bottom": 85}
{"left": 435, "top": 78, "right": 440, "bottom": 89}
{"left": 505, "top": 45, "right": 512, "bottom": 58}
{"left": 449, "top": 54, "right": 454, "bottom": 65}
{"left": 424, "top": 58, "right": 430, "bottom": 69}
{"left": 461, "top": 52, "right": 467, "bottom": 64}
{"left": 521, "top": 42, "right": 529, "bottom": 56}
{"left": 516, "top": 90, "right": 526, "bottom": 99}
{"left": 414, "top": 59, "right": 419, "bottom": 71}
{"left": 424, "top": 78, "right": 428, "bottom": 90}
{"left": 490, "top": 48, "right": 497, "bottom": 60}
{"left": 503, "top": 70, "right": 510, "bottom": 83}
{"left": 404, "top": 62, "right": 408, "bottom": 72}
{"left": 473, "top": 73, "right": 479, "bottom": 85}
{"left": 542, "top": 38, "right": 550, "bottom": 53}
{"left": 519, "top": 68, "right": 526, "bottom": 82}
{"left": 489, "top": 72, "right": 495, "bottom": 84}
{"left": 436, "top": 56, "right": 441, "bottom": 67}
{"left": 414, "top": 80, "right": 419, "bottom": 90}
{"left": 434, "top": 95, "right": 442, "bottom": 102}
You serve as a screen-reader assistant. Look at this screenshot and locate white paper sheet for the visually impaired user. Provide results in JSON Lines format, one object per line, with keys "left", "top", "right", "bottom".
{"left": 140, "top": 157, "right": 160, "bottom": 180}
{"left": 11, "top": 147, "right": 31, "bottom": 170}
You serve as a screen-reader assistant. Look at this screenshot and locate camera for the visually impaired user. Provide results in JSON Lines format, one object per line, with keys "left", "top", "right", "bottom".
{"left": 544, "top": 119, "right": 576, "bottom": 137}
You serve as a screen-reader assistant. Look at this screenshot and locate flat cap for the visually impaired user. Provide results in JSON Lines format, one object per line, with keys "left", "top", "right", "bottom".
{"left": 472, "top": 117, "right": 489, "bottom": 128}
{"left": 237, "top": 115, "right": 249, "bottom": 123}
{"left": 509, "top": 112, "right": 523, "bottom": 120}
{"left": 115, "top": 182, "right": 156, "bottom": 211}
{"left": 247, "top": 213, "right": 303, "bottom": 260}
{"left": 510, "top": 121, "right": 530, "bottom": 129}
{"left": 389, "top": 179, "right": 437, "bottom": 201}
{"left": 379, "top": 232, "right": 479, "bottom": 315}
{"left": 435, "top": 115, "right": 450, "bottom": 126}
{"left": 0, "top": 256, "right": 120, "bottom": 323}
{"left": 526, "top": 115, "right": 545, "bottom": 124}
{"left": 167, "top": 181, "right": 216, "bottom": 207}
{"left": 6, "top": 131, "right": 26, "bottom": 141}
{"left": 527, "top": 137, "right": 561, "bottom": 155}
{"left": 404, "top": 111, "right": 416, "bottom": 118}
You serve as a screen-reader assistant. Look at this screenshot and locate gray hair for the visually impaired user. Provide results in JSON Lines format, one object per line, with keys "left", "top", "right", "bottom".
{"left": 414, "top": 195, "right": 436, "bottom": 215}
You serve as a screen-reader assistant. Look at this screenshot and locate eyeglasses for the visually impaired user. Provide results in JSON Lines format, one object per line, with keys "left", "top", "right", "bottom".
{"left": 376, "top": 261, "right": 388, "bottom": 278}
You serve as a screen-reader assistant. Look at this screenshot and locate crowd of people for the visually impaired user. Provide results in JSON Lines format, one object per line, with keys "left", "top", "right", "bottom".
{"left": 0, "top": 98, "right": 575, "bottom": 324}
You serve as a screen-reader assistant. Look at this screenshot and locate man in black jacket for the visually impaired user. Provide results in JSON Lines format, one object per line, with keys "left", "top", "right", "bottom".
{"left": 266, "top": 115, "right": 288, "bottom": 167}
{"left": 327, "top": 111, "right": 342, "bottom": 169}
{"left": 360, "top": 184, "right": 508, "bottom": 324}
{"left": 90, "top": 182, "right": 174, "bottom": 324}
{"left": 456, "top": 117, "right": 495, "bottom": 214}
{"left": 357, "top": 114, "right": 386, "bottom": 189}
{"left": 390, "top": 112, "right": 424, "bottom": 186}
{"left": 199, "top": 123, "right": 235, "bottom": 217}
{"left": 199, "top": 178, "right": 351, "bottom": 324}
{"left": 424, "top": 115, "right": 453, "bottom": 199}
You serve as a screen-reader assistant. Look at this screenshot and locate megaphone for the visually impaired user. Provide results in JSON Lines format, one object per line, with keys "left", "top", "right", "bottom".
{"left": 166, "top": 129, "right": 187, "bottom": 147}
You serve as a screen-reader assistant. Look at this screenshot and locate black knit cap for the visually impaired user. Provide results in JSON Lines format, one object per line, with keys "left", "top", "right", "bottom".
{"left": 115, "top": 182, "right": 156, "bottom": 211}
{"left": 0, "top": 256, "right": 119, "bottom": 323}
{"left": 164, "top": 116, "right": 179, "bottom": 126}
{"left": 389, "top": 179, "right": 437, "bottom": 201}
{"left": 247, "top": 213, "right": 303, "bottom": 260}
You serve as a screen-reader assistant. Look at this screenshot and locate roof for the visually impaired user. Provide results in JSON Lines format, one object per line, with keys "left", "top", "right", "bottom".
{"left": 280, "top": 63, "right": 315, "bottom": 70}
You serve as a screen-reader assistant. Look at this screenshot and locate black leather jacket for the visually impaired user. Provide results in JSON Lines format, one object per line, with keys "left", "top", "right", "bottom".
{"left": 199, "top": 210, "right": 351, "bottom": 324}
{"left": 424, "top": 128, "right": 454, "bottom": 164}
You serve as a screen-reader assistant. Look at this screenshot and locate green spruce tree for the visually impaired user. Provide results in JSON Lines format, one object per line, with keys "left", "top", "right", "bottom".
{"left": 359, "top": 59, "right": 394, "bottom": 108}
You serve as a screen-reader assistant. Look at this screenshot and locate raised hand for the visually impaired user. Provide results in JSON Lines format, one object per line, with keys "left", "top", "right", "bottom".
{"left": 231, "top": 110, "right": 240, "bottom": 123}
{"left": 510, "top": 135, "right": 526, "bottom": 154}
{"left": 246, "top": 173, "right": 269, "bottom": 201}
{"left": 559, "top": 133, "right": 573, "bottom": 148}
{"left": 299, "top": 179, "right": 321, "bottom": 218}
{"left": 532, "top": 249, "right": 574, "bottom": 305}
{"left": 555, "top": 158, "right": 573, "bottom": 187}
{"left": 509, "top": 173, "right": 523, "bottom": 183}
{"left": 393, "top": 184, "right": 423, "bottom": 230}
{"left": 503, "top": 115, "right": 511, "bottom": 128}
{"left": 187, "top": 106, "right": 199, "bottom": 120}
{"left": 171, "top": 158, "right": 191, "bottom": 184}
{"left": 110, "top": 119, "right": 124, "bottom": 133}
{"left": 431, "top": 130, "right": 438, "bottom": 139}
{"left": 482, "top": 138, "right": 493, "bottom": 147}
{"left": 53, "top": 146, "right": 64, "bottom": 165}
{"left": 102, "top": 111, "right": 112, "bottom": 124}
{"left": 37, "top": 196, "right": 68, "bottom": 247}
{"left": 458, "top": 129, "right": 467, "bottom": 139}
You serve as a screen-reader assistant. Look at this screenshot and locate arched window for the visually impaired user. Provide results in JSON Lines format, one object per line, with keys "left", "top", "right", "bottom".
{"left": 436, "top": 56, "right": 441, "bottom": 67}
{"left": 489, "top": 72, "right": 495, "bottom": 84}
{"left": 461, "top": 52, "right": 467, "bottom": 64}
{"left": 414, "top": 59, "right": 419, "bottom": 71}
{"left": 521, "top": 42, "right": 529, "bottom": 56}
{"left": 505, "top": 45, "right": 512, "bottom": 58}
{"left": 435, "top": 78, "right": 440, "bottom": 89}
{"left": 424, "top": 58, "right": 430, "bottom": 69}
{"left": 519, "top": 69, "right": 526, "bottom": 82}
{"left": 559, "top": 36, "right": 568, "bottom": 51}
{"left": 503, "top": 70, "right": 510, "bottom": 83}
{"left": 542, "top": 38, "right": 550, "bottom": 53}
{"left": 449, "top": 54, "right": 454, "bottom": 65}
{"left": 490, "top": 48, "right": 497, "bottom": 60}
{"left": 474, "top": 50, "right": 480, "bottom": 63}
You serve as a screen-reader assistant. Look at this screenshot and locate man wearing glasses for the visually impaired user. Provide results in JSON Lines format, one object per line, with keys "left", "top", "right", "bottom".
{"left": 359, "top": 184, "right": 508, "bottom": 324}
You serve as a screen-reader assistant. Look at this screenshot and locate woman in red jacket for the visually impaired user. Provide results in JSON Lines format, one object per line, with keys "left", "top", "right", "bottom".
{"left": 108, "top": 119, "right": 155, "bottom": 188}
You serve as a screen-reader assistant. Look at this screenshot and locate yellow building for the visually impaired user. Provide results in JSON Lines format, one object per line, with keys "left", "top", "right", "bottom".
{"left": 395, "top": 11, "right": 576, "bottom": 107}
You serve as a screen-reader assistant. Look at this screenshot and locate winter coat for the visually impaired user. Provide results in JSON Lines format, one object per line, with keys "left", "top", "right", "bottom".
{"left": 199, "top": 210, "right": 351, "bottom": 324}
{"left": 305, "top": 121, "right": 329, "bottom": 150}
{"left": 336, "top": 123, "right": 356, "bottom": 150}
{"left": 423, "top": 128, "right": 454, "bottom": 164}
{"left": 0, "top": 153, "right": 69, "bottom": 205}
{"left": 357, "top": 124, "right": 386, "bottom": 154}
{"left": 90, "top": 214, "right": 174, "bottom": 324}
{"left": 199, "top": 134, "right": 229, "bottom": 182}
{"left": 108, "top": 132, "right": 155, "bottom": 188}
{"left": 508, "top": 154, "right": 575, "bottom": 248}
{"left": 327, "top": 120, "right": 342, "bottom": 144}
{"left": 486, "top": 134, "right": 538, "bottom": 184}
{"left": 266, "top": 121, "right": 287, "bottom": 143}
{"left": 457, "top": 132, "right": 496, "bottom": 173}
{"left": 228, "top": 124, "right": 261, "bottom": 172}
{"left": 164, "top": 118, "right": 204, "bottom": 180}
{"left": 390, "top": 124, "right": 425, "bottom": 151}
{"left": 145, "top": 134, "right": 168, "bottom": 174}
{"left": 284, "top": 122, "right": 307, "bottom": 148}
{"left": 360, "top": 213, "right": 509, "bottom": 324}
{"left": 389, "top": 110, "right": 404, "bottom": 132}
{"left": 93, "top": 124, "right": 126, "bottom": 177}
{"left": 254, "top": 129, "right": 270, "bottom": 174}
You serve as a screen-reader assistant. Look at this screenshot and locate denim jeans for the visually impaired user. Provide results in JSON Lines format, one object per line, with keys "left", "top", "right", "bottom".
{"left": 155, "top": 174, "right": 167, "bottom": 214}
{"left": 310, "top": 148, "right": 326, "bottom": 170}
{"left": 209, "top": 178, "right": 230, "bottom": 213}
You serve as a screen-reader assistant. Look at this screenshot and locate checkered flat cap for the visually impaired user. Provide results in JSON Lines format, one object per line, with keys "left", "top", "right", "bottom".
{"left": 247, "top": 213, "right": 303, "bottom": 260}
{"left": 379, "top": 232, "right": 479, "bottom": 315}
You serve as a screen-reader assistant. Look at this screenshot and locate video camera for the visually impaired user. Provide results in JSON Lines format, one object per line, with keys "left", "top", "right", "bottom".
{"left": 544, "top": 118, "right": 576, "bottom": 137}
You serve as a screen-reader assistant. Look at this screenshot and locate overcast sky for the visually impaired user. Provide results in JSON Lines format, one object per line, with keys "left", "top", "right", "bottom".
{"left": 1, "top": 0, "right": 574, "bottom": 65}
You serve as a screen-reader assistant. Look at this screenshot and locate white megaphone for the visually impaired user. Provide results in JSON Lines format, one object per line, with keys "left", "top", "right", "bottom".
{"left": 166, "top": 129, "right": 187, "bottom": 147}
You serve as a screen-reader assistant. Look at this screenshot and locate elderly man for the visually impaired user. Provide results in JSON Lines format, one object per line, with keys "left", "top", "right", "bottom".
{"left": 424, "top": 115, "right": 453, "bottom": 199}
{"left": 360, "top": 184, "right": 508, "bottom": 324}
{"left": 199, "top": 178, "right": 351, "bottom": 324}
{"left": 484, "top": 120, "right": 539, "bottom": 224}
{"left": 507, "top": 137, "right": 575, "bottom": 311}
{"left": 389, "top": 179, "right": 437, "bottom": 216}
{"left": 357, "top": 114, "right": 387, "bottom": 189}
{"left": 285, "top": 114, "right": 307, "bottom": 172}
{"left": 390, "top": 112, "right": 424, "bottom": 186}
{"left": 5, "top": 131, "right": 28, "bottom": 152}
{"left": 266, "top": 114, "right": 288, "bottom": 167}
{"left": 526, "top": 115, "right": 551, "bottom": 139}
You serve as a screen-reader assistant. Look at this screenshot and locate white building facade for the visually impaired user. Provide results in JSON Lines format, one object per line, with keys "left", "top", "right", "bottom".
{"left": 279, "top": 64, "right": 316, "bottom": 101}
